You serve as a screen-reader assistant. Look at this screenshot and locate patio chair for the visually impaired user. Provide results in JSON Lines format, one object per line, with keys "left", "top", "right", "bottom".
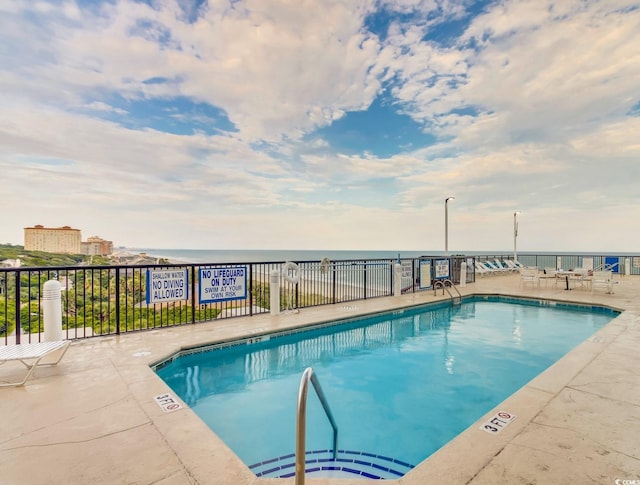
{"left": 539, "top": 267, "right": 558, "bottom": 287}
{"left": 571, "top": 268, "right": 592, "bottom": 290}
{"left": 0, "top": 340, "right": 70, "bottom": 387}
{"left": 519, "top": 267, "right": 540, "bottom": 288}
{"left": 591, "top": 270, "right": 613, "bottom": 294}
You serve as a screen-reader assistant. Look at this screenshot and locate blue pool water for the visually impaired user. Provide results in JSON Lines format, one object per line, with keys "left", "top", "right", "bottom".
{"left": 155, "top": 297, "right": 617, "bottom": 478}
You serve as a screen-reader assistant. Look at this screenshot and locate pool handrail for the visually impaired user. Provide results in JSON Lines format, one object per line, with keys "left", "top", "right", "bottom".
{"left": 434, "top": 279, "right": 462, "bottom": 305}
{"left": 296, "top": 367, "right": 338, "bottom": 485}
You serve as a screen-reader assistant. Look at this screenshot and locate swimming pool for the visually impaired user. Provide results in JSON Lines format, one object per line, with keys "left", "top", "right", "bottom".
{"left": 154, "top": 296, "right": 617, "bottom": 479}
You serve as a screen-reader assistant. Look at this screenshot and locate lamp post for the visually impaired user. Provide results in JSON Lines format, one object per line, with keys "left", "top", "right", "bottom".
{"left": 513, "top": 210, "right": 521, "bottom": 261}
{"left": 445, "top": 197, "right": 455, "bottom": 256}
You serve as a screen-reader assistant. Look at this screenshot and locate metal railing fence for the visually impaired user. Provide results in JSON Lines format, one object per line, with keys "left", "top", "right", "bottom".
{"left": 1, "top": 258, "right": 415, "bottom": 345}
{"left": 479, "top": 254, "right": 639, "bottom": 274}
{"left": 2, "top": 253, "right": 635, "bottom": 345}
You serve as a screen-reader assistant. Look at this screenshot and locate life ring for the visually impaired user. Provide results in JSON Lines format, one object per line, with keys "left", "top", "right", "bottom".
{"left": 282, "top": 261, "right": 300, "bottom": 285}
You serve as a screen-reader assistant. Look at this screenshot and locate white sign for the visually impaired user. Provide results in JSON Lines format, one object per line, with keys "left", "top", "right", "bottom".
{"left": 401, "top": 260, "right": 413, "bottom": 291}
{"left": 154, "top": 393, "right": 183, "bottom": 413}
{"left": 480, "top": 411, "right": 516, "bottom": 434}
{"left": 419, "top": 260, "right": 432, "bottom": 289}
{"left": 199, "top": 266, "right": 247, "bottom": 303}
{"left": 146, "top": 269, "right": 189, "bottom": 304}
{"left": 434, "top": 259, "right": 450, "bottom": 279}
{"left": 401, "top": 260, "right": 412, "bottom": 278}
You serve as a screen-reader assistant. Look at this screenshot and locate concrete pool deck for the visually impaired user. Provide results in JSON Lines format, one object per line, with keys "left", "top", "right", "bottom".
{"left": 1, "top": 273, "right": 639, "bottom": 484}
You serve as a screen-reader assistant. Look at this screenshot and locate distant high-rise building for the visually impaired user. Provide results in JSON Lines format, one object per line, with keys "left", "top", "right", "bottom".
{"left": 24, "top": 225, "right": 82, "bottom": 254}
{"left": 81, "top": 236, "right": 114, "bottom": 256}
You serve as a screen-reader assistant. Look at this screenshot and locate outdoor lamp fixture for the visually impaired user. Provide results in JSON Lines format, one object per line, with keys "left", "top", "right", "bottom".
{"left": 514, "top": 210, "right": 521, "bottom": 261}
{"left": 445, "top": 196, "right": 455, "bottom": 256}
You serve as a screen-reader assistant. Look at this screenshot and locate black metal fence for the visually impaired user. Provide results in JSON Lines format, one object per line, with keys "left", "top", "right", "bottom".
{"left": 1, "top": 257, "right": 470, "bottom": 345}
{"left": 477, "top": 254, "right": 638, "bottom": 274}
{"left": 3, "top": 252, "right": 634, "bottom": 345}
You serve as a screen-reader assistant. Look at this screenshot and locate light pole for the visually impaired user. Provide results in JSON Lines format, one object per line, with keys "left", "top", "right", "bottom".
{"left": 513, "top": 210, "right": 521, "bottom": 261}
{"left": 445, "top": 197, "right": 455, "bottom": 256}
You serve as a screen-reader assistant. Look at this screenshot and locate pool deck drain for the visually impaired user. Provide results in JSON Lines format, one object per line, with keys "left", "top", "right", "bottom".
{"left": 1, "top": 273, "right": 639, "bottom": 484}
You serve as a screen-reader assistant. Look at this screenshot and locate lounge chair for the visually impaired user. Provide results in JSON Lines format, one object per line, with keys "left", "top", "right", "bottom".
{"left": 475, "top": 261, "right": 494, "bottom": 277}
{"left": 504, "top": 260, "right": 525, "bottom": 270}
{"left": 483, "top": 261, "right": 509, "bottom": 273}
{"left": 0, "top": 340, "right": 70, "bottom": 387}
{"left": 494, "top": 259, "right": 518, "bottom": 272}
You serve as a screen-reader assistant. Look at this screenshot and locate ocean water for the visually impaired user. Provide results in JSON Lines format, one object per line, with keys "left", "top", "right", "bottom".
{"left": 127, "top": 248, "right": 640, "bottom": 265}
{"left": 132, "top": 248, "right": 438, "bottom": 263}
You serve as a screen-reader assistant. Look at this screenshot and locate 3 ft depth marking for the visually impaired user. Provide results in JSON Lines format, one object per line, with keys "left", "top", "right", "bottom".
{"left": 480, "top": 411, "right": 516, "bottom": 434}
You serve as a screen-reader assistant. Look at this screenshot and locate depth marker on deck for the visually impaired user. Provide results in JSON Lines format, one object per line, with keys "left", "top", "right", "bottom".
{"left": 154, "top": 393, "right": 183, "bottom": 413}
{"left": 480, "top": 411, "right": 516, "bottom": 434}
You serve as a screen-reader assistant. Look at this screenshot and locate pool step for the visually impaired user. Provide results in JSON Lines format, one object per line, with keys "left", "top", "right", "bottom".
{"left": 250, "top": 449, "right": 415, "bottom": 479}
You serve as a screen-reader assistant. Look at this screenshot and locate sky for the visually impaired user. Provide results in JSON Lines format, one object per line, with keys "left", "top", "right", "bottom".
{"left": 1, "top": 0, "right": 639, "bottom": 252}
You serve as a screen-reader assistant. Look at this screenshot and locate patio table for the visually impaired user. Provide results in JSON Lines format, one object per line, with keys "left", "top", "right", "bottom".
{"left": 556, "top": 271, "right": 577, "bottom": 290}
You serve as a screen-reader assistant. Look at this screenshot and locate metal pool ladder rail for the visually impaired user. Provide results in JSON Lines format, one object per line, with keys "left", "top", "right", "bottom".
{"left": 296, "top": 367, "right": 339, "bottom": 485}
{"left": 434, "top": 279, "right": 462, "bottom": 305}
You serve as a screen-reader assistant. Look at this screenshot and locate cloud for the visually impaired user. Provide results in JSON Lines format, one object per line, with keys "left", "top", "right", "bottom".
{"left": 385, "top": 0, "right": 640, "bottom": 148}
{"left": 570, "top": 115, "right": 640, "bottom": 159}
{"left": 0, "top": 0, "right": 638, "bottom": 251}
{"left": 1, "top": 0, "right": 389, "bottom": 142}
{"left": 84, "top": 101, "right": 128, "bottom": 115}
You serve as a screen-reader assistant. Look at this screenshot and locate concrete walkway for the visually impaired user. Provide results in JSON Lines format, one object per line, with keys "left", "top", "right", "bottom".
{"left": 1, "top": 274, "right": 639, "bottom": 484}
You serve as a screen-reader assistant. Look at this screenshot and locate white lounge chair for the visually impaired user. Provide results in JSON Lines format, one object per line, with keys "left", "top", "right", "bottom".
{"left": 503, "top": 260, "right": 518, "bottom": 270}
{"left": 504, "top": 260, "right": 525, "bottom": 270}
{"left": 494, "top": 259, "right": 518, "bottom": 272}
{"left": 0, "top": 340, "right": 70, "bottom": 387}
{"left": 475, "top": 261, "right": 494, "bottom": 277}
{"left": 483, "top": 261, "right": 509, "bottom": 273}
